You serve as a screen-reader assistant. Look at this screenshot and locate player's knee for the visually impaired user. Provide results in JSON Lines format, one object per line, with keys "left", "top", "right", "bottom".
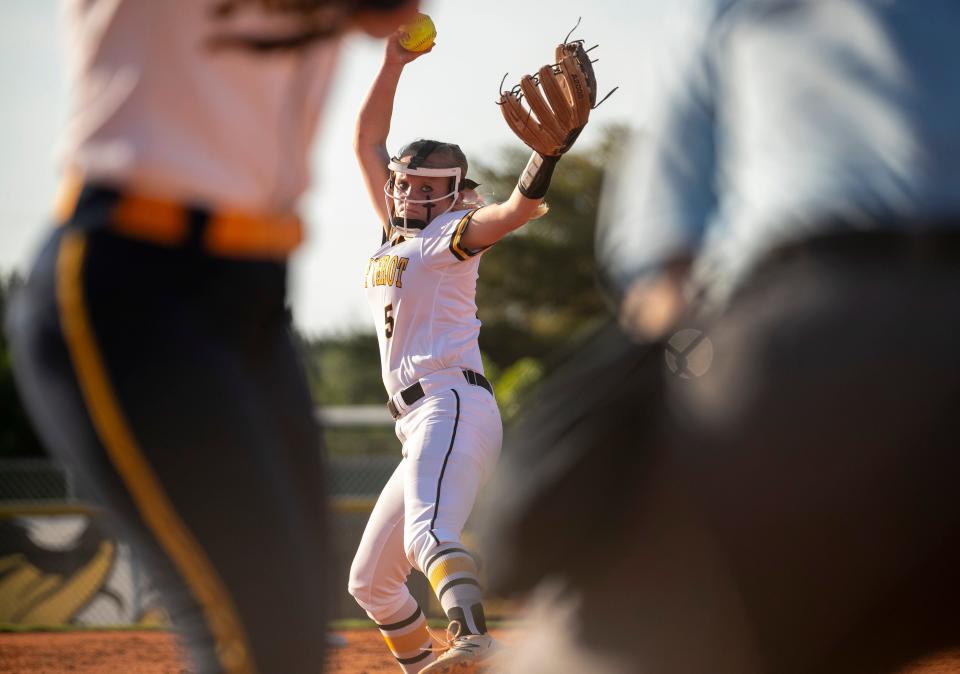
{"left": 347, "top": 556, "right": 373, "bottom": 607}
{"left": 348, "top": 554, "right": 410, "bottom": 618}
{"left": 347, "top": 571, "right": 385, "bottom": 617}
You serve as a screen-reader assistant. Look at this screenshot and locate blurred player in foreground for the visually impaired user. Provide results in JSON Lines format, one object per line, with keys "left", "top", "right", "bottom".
{"left": 345, "top": 26, "right": 592, "bottom": 674}
{"left": 484, "top": 1, "right": 960, "bottom": 673}
{"left": 5, "top": 1, "right": 418, "bottom": 673}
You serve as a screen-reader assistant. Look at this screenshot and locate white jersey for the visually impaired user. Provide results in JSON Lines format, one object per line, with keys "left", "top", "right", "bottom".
{"left": 61, "top": 0, "right": 341, "bottom": 214}
{"left": 364, "top": 209, "right": 487, "bottom": 398}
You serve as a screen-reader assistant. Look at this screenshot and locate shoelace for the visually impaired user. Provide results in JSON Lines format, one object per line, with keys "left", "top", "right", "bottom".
{"left": 422, "top": 621, "right": 479, "bottom": 655}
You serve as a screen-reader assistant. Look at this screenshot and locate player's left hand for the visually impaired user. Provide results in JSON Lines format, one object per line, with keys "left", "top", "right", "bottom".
{"left": 499, "top": 37, "right": 600, "bottom": 157}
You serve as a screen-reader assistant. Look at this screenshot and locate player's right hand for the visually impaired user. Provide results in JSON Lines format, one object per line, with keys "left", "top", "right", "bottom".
{"left": 384, "top": 31, "right": 433, "bottom": 66}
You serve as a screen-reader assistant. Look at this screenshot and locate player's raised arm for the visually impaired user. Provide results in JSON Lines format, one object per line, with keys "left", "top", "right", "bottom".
{"left": 354, "top": 32, "right": 432, "bottom": 238}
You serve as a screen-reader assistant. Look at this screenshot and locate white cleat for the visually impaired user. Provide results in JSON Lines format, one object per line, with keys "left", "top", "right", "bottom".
{"left": 420, "top": 633, "right": 501, "bottom": 674}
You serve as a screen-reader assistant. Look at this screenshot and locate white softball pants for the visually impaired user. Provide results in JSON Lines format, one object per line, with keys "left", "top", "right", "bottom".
{"left": 348, "top": 382, "right": 502, "bottom": 621}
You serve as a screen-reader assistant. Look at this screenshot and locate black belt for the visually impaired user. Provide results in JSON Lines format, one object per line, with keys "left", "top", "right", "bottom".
{"left": 765, "top": 226, "right": 960, "bottom": 267}
{"left": 387, "top": 370, "right": 493, "bottom": 420}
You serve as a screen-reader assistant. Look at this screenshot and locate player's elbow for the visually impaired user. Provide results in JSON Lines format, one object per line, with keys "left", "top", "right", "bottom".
{"left": 352, "top": 128, "right": 370, "bottom": 160}
{"left": 353, "top": 125, "right": 385, "bottom": 155}
{"left": 352, "top": 132, "right": 369, "bottom": 159}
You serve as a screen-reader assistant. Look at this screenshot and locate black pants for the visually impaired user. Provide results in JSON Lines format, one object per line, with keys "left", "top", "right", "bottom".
{"left": 6, "top": 223, "right": 329, "bottom": 674}
{"left": 483, "top": 231, "right": 960, "bottom": 674}
{"left": 663, "top": 234, "right": 960, "bottom": 673}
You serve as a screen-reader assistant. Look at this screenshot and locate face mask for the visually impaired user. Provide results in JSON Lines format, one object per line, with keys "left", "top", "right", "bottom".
{"left": 383, "top": 160, "right": 461, "bottom": 239}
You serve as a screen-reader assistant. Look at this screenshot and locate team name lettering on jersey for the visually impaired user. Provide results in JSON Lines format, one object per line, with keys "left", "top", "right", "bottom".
{"left": 364, "top": 255, "right": 410, "bottom": 288}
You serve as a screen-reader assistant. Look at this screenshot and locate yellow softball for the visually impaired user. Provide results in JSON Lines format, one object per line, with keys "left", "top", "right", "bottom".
{"left": 399, "top": 13, "right": 436, "bottom": 53}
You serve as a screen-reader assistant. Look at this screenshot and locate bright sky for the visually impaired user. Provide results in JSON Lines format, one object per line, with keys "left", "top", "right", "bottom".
{"left": 0, "top": 0, "right": 660, "bottom": 336}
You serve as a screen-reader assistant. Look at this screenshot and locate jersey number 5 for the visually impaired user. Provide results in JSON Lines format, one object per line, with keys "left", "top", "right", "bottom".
{"left": 384, "top": 303, "right": 394, "bottom": 339}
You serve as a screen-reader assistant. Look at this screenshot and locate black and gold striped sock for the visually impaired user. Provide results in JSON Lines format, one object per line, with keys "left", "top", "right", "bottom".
{"left": 376, "top": 601, "right": 434, "bottom": 673}
{"left": 425, "top": 543, "right": 487, "bottom": 635}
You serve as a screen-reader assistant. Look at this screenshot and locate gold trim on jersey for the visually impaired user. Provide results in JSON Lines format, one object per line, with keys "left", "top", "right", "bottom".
{"left": 55, "top": 230, "right": 256, "bottom": 674}
{"left": 449, "top": 209, "right": 484, "bottom": 261}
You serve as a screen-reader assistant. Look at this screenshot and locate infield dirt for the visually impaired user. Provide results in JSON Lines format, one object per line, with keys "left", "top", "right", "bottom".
{"left": 1, "top": 629, "right": 958, "bottom": 673}
{"left": 0, "top": 628, "right": 510, "bottom": 673}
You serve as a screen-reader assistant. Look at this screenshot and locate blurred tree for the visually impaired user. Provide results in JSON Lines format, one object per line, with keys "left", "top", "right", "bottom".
{"left": 471, "top": 123, "right": 630, "bottom": 412}
{"left": 298, "top": 331, "right": 384, "bottom": 406}
{"left": 296, "top": 331, "right": 398, "bottom": 455}
{"left": 473, "top": 124, "right": 628, "bottom": 366}
{"left": 0, "top": 272, "right": 46, "bottom": 458}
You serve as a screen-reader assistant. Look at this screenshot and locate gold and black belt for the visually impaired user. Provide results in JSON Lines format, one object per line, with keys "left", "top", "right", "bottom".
{"left": 55, "top": 176, "right": 302, "bottom": 260}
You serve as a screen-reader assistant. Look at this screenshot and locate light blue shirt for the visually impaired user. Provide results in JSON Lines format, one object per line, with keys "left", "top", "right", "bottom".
{"left": 597, "top": 0, "right": 960, "bottom": 304}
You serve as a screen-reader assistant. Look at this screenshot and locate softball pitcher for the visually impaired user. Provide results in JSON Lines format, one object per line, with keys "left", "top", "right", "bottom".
{"left": 346, "top": 29, "right": 592, "bottom": 674}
